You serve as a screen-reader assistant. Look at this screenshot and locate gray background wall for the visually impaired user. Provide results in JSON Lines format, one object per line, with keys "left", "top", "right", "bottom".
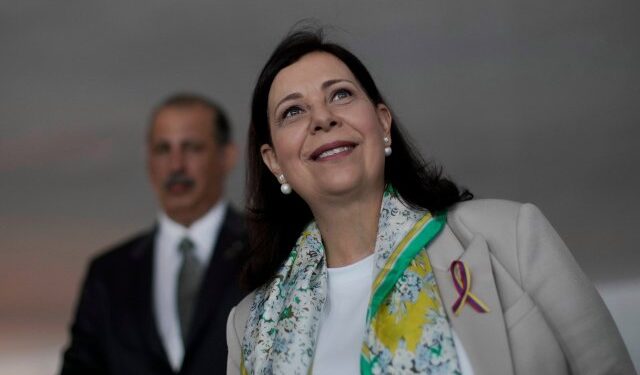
{"left": 1, "top": 1, "right": 638, "bottom": 373}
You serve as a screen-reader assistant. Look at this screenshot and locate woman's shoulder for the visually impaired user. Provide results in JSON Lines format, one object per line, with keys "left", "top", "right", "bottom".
{"left": 445, "top": 199, "right": 553, "bottom": 272}
{"left": 232, "top": 290, "right": 256, "bottom": 332}
{"left": 227, "top": 290, "right": 256, "bottom": 371}
{"left": 446, "top": 198, "right": 547, "bottom": 241}
{"left": 448, "top": 198, "right": 524, "bottom": 224}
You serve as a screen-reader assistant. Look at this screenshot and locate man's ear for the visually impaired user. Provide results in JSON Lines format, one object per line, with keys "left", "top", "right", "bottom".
{"left": 221, "top": 143, "right": 239, "bottom": 174}
{"left": 260, "top": 143, "right": 282, "bottom": 177}
{"left": 376, "top": 103, "right": 392, "bottom": 139}
{"left": 145, "top": 142, "right": 156, "bottom": 184}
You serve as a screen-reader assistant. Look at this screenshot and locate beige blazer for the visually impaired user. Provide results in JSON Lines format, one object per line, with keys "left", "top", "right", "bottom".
{"left": 227, "top": 200, "right": 635, "bottom": 375}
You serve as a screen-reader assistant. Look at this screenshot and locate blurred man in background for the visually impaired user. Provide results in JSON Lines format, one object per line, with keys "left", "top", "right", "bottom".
{"left": 61, "top": 93, "right": 247, "bottom": 375}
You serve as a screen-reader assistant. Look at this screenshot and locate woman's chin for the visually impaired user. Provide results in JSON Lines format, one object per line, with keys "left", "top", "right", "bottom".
{"left": 312, "top": 178, "right": 382, "bottom": 200}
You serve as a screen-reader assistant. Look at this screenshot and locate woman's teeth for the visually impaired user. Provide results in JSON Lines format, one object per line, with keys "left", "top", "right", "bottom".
{"left": 317, "top": 146, "right": 352, "bottom": 160}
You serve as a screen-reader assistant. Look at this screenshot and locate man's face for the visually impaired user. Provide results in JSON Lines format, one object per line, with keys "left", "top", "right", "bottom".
{"left": 147, "top": 105, "right": 235, "bottom": 226}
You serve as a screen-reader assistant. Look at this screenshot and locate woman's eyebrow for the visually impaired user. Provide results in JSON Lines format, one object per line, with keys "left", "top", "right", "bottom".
{"left": 274, "top": 92, "right": 303, "bottom": 113}
{"left": 321, "top": 78, "right": 355, "bottom": 89}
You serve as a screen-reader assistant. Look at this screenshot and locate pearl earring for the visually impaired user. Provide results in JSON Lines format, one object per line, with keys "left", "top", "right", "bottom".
{"left": 278, "top": 174, "right": 292, "bottom": 195}
{"left": 384, "top": 136, "right": 392, "bottom": 157}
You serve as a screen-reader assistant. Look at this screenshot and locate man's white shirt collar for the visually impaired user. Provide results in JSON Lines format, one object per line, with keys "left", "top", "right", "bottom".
{"left": 157, "top": 200, "right": 228, "bottom": 264}
{"left": 153, "top": 200, "right": 228, "bottom": 371}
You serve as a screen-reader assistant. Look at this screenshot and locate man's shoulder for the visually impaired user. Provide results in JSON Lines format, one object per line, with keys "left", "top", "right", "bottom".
{"left": 89, "top": 228, "right": 155, "bottom": 271}
{"left": 222, "top": 205, "right": 247, "bottom": 232}
{"left": 216, "top": 205, "right": 249, "bottom": 267}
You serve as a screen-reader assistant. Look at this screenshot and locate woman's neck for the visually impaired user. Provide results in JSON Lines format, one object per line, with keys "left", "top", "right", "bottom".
{"left": 310, "top": 188, "right": 383, "bottom": 268}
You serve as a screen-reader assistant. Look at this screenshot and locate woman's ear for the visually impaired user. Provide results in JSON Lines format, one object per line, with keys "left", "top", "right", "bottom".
{"left": 260, "top": 143, "right": 282, "bottom": 177}
{"left": 376, "top": 103, "right": 392, "bottom": 138}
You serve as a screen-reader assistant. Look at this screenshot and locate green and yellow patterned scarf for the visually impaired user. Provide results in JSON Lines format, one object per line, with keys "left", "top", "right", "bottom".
{"left": 242, "top": 191, "right": 461, "bottom": 374}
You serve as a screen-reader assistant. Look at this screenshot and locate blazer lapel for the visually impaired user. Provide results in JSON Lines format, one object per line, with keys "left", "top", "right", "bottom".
{"left": 184, "top": 207, "right": 245, "bottom": 350}
{"left": 130, "top": 229, "right": 173, "bottom": 369}
{"left": 428, "top": 225, "right": 515, "bottom": 375}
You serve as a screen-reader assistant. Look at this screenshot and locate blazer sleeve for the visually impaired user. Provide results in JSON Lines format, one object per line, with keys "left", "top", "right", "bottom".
{"left": 59, "top": 260, "right": 109, "bottom": 375}
{"left": 516, "top": 203, "right": 635, "bottom": 375}
{"left": 226, "top": 306, "right": 242, "bottom": 375}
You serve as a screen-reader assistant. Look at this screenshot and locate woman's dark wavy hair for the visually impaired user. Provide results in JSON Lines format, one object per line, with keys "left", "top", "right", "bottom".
{"left": 243, "top": 28, "right": 472, "bottom": 290}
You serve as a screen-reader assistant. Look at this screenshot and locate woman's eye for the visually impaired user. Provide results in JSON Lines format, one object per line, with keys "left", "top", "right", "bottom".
{"left": 282, "top": 106, "right": 304, "bottom": 119}
{"left": 332, "top": 88, "right": 352, "bottom": 101}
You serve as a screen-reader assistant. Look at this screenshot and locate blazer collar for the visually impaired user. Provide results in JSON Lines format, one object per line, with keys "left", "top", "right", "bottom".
{"left": 130, "top": 229, "right": 174, "bottom": 370}
{"left": 129, "top": 210, "right": 245, "bottom": 371}
{"left": 183, "top": 206, "right": 245, "bottom": 351}
{"left": 428, "top": 225, "right": 515, "bottom": 375}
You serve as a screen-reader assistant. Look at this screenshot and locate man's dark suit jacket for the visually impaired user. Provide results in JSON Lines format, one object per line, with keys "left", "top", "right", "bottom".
{"left": 61, "top": 207, "right": 248, "bottom": 375}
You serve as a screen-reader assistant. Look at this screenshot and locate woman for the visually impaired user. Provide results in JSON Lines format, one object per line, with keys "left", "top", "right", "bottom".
{"left": 227, "top": 29, "right": 634, "bottom": 374}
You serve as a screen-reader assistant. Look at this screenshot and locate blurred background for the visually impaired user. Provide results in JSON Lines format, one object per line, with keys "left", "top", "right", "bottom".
{"left": 1, "top": 0, "right": 638, "bottom": 373}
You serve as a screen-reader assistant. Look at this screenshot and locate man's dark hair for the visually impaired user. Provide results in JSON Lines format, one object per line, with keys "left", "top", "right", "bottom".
{"left": 149, "top": 93, "right": 232, "bottom": 145}
{"left": 244, "top": 27, "right": 472, "bottom": 290}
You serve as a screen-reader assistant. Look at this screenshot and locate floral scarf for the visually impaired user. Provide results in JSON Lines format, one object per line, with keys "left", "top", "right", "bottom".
{"left": 242, "top": 191, "right": 461, "bottom": 374}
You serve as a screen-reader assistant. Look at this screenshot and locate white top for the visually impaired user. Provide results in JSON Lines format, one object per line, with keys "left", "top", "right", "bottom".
{"left": 312, "top": 254, "right": 374, "bottom": 375}
{"left": 153, "top": 201, "right": 227, "bottom": 371}
{"left": 311, "top": 253, "right": 474, "bottom": 375}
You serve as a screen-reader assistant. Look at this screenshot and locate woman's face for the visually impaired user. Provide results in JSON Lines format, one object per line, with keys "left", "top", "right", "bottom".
{"left": 261, "top": 51, "right": 392, "bottom": 206}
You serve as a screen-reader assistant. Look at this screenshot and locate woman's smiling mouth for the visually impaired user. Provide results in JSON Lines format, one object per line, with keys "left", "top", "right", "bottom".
{"left": 310, "top": 141, "right": 357, "bottom": 161}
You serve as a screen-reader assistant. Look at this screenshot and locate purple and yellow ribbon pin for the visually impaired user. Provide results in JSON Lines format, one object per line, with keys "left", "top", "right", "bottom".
{"left": 450, "top": 260, "right": 490, "bottom": 315}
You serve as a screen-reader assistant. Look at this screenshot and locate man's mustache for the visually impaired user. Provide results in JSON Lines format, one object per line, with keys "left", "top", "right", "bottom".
{"left": 164, "top": 172, "right": 195, "bottom": 191}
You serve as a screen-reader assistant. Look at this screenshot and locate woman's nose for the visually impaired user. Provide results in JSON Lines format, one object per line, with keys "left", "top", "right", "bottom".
{"left": 309, "top": 105, "right": 339, "bottom": 134}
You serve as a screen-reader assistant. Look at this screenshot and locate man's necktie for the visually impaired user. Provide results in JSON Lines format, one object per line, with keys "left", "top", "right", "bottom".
{"left": 177, "top": 237, "right": 204, "bottom": 345}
